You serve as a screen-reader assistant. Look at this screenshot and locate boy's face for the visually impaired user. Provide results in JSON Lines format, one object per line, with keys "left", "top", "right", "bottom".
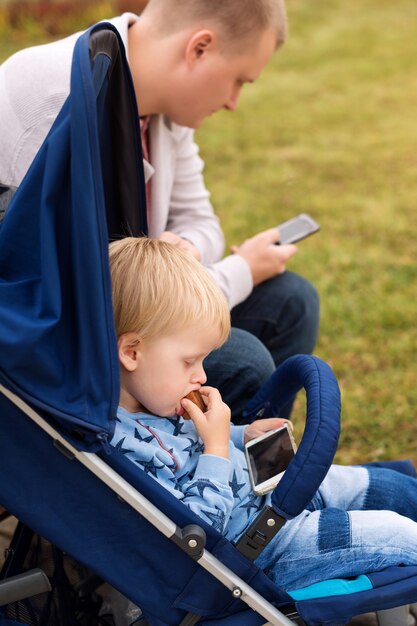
{"left": 119, "top": 324, "right": 223, "bottom": 416}
{"left": 168, "top": 27, "right": 277, "bottom": 129}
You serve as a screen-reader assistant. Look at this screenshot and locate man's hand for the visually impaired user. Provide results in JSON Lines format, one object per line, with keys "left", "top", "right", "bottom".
{"left": 244, "top": 418, "right": 293, "bottom": 445}
{"left": 230, "top": 228, "right": 297, "bottom": 286}
{"left": 158, "top": 231, "right": 201, "bottom": 261}
{"left": 181, "top": 387, "right": 231, "bottom": 459}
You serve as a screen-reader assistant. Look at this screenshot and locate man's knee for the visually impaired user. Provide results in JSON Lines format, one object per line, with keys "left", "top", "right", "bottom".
{"left": 278, "top": 271, "right": 320, "bottom": 326}
{"left": 204, "top": 328, "right": 275, "bottom": 397}
{"left": 262, "top": 272, "right": 320, "bottom": 358}
{"left": 227, "top": 328, "right": 275, "bottom": 389}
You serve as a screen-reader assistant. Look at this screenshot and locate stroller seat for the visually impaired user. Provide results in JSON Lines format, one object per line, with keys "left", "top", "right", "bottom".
{"left": 1, "top": 23, "right": 417, "bottom": 626}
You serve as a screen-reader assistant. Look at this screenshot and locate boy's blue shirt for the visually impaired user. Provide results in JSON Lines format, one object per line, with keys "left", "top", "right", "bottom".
{"left": 112, "top": 407, "right": 268, "bottom": 539}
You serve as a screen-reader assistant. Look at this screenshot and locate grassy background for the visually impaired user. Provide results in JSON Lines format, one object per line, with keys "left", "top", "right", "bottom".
{"left": 196, "top": 0, "right": 417, "bottom": 464}
{"left": 1, "top": 0, "right": 416, "bottom": 464}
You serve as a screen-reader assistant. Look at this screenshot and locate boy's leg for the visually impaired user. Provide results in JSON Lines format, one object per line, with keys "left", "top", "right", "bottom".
{"left": 312, "top": 465, "right": 417, "bottom": 520}
{"left": 204, "top": 327, "right": 275, "bottom": 423}
{"left": 230, "top": 271, "right": 319, "bottom": 418}
{"left": 256, "top": 465, "right": 417, "bottom": 591}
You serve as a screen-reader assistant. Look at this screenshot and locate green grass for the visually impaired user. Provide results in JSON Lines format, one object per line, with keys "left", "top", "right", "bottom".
{"left": 0, "top": 1, "right": 114, "bottom": 58}
{"left": 196, "top": 0, "right": 417, "bottom": 464}
{"left": 1, "top": 0, "right": 416, "bottom": 464}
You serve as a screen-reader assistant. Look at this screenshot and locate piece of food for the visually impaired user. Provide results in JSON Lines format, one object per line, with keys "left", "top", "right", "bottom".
{"left": 182, "top": 390, "right": 205, "bottom": 420}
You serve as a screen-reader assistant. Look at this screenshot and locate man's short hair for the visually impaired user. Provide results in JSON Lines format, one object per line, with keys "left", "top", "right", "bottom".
{"left": 143, "top": 0, "right": 288, "bottom": 51}
{"left": 109, "top": 237, "right": 231, "bottom": 344}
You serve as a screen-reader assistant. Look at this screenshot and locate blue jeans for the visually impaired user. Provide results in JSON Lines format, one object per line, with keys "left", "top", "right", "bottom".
{"left": 204, "top": 327, "right": 275, "bottom": 422}
{"left": 256, "top": 465, "right": 417, "bottom": 591}
{"left": 204, "top": 271, "right": 320, "bottom": 422}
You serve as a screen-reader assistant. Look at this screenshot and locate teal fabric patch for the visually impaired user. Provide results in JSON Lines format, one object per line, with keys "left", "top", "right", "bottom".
{"left": 288, "top": 574, "right": 373, "bottom": 601}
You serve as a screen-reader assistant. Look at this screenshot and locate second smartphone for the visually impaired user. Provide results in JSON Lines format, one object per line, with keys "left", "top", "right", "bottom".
{"left": 276, "top": 213, "right": 320, "bottom": 244}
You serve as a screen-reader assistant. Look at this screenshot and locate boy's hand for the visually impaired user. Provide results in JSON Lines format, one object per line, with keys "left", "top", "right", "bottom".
{"left": 244, "top": 418, "right": 293, "bottom": 445}
{"left": 181, "top": 387, "right": 231, "bottom": 459}
{"left": 158, "top": 231, "right": 201, "bottom": 261}
{"left": 230, "top": 228, "right": 297, "bottom": 286}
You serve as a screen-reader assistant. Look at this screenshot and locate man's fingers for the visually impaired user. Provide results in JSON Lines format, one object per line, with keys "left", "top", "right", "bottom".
{"left": 262, "top": 227, "right": 281, "bottom": 244}
{"left": 274, "top": 243, "right": 298, "bottom": 260}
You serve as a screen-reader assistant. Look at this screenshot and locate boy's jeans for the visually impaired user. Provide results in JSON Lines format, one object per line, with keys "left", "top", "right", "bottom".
{"left": 256, "top": 465, "right": 417, "bottom": 591}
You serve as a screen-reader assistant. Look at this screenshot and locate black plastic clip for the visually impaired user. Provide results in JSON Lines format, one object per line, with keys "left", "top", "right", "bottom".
{"left": 171, "top": 524, "right": 206, "bottom": 560}
{"left": 234, "top": 506, "right": 286, "bottom": 561}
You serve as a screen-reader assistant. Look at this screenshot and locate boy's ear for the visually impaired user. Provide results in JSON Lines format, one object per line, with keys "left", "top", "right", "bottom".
{"left": 118, "top": 333, "right": 142, "bottom": 372}
{"left": 185, "top": 29, "right": 216, "bottom": 68}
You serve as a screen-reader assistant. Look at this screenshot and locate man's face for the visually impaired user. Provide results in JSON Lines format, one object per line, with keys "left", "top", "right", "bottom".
{"left": 169, "top": 27, "right": 277, "bottom": 128}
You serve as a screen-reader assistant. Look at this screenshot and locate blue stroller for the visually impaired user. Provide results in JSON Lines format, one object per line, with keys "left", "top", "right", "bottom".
{"left": 1, "top": 23, "right": 417, "bottom": 626}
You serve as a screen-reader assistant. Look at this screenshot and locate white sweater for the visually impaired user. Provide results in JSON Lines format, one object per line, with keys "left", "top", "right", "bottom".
{"left": 0, "top": 14, "right": 253, "bottom": 308}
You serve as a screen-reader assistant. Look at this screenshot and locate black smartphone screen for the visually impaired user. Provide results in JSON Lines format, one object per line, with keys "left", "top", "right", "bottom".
{"left": 247, "top": 427, "right": 295, "bottom": 485}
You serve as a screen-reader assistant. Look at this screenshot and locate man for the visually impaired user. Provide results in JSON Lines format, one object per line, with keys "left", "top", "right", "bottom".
{"left": 0, "top": 0, "right": 319, "bottom": 420}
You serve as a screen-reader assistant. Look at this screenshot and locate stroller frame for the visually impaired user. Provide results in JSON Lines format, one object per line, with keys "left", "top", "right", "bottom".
{"left": 0, "top": 382, "right": 294, "bottom": 626}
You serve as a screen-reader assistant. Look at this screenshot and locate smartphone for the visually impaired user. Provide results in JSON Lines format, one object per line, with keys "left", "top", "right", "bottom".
{"left": 276, "top": 213, "right": 320, "bottom": 245}
{"left": 245, "top": 424, "right": 297, "bottom": 496}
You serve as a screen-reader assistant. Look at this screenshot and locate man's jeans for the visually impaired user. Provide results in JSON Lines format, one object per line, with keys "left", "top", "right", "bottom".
{"left": 204, "top": 271, "right": 319, "bottom": 422}
{"left": 255, "top": 465, "right": 417, "bottom": 591}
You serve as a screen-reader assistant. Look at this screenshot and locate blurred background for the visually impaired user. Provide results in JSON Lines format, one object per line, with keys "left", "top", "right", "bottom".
{"left": 0, "top": 0, "right": 416, "bottom": 465}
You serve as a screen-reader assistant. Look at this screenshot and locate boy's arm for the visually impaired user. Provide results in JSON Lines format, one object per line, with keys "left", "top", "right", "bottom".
{"left": 229, "top": 424, "right": 246, "bottom": 451}
{"left": 111, "top": 409, "right": 235, "bottom": 535}
{"left": 230, "top": 419, "right": 292, "bottom": 452}
{"left": 178, "top": 453, "right": 235, "bottom": 533}
{"left": 113, "top": 439, "right": 235, "bottom": 534}
{"left": 178, "top": 387, "right": 235, "bottom": 532}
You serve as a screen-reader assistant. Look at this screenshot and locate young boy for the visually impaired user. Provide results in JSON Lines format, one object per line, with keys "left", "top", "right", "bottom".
{"left": 109, "top": 236, "right": 417, "bottom": 593}
{"left": 0, "top": 0, "right": 318, "bottom": 421}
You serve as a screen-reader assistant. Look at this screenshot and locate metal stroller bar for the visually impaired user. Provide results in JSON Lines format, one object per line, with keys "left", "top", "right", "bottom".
{"left": 0, "top": 568, "right": 51, "bottom": 605}
{"left": 0, "top": 383, "right": 294, "bottom": 626}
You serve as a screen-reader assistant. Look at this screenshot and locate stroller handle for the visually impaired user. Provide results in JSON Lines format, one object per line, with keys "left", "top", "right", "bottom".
{"left": 243, "top": 355, "right": 341, "bottom": 520}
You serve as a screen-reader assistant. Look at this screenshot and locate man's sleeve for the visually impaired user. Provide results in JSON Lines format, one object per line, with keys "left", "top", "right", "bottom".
{"left": 167, "top": 127, "right": 224, "bottom": 263}
{"left": 168, "top": 128, "right": 253, "bottom": 309}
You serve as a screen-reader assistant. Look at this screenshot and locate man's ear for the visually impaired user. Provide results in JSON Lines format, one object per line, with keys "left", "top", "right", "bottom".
{"left": 185, "top": 29, "right": 216, "bottom": 68}
{"left": 118, "top": 333, "right": 142, "bottom": 372}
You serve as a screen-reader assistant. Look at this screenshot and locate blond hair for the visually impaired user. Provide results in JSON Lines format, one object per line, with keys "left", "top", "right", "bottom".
{"left": 109, "top": 237, "right": 230, "bottom": 346}
{"left": 142, "top": 0, "right": 288, "bottom": 51}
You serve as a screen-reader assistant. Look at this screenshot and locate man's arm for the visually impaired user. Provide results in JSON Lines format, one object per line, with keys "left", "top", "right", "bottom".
{"left": 160, "top": 127, "right": 298, "bottom": 309}
{"left": 166, "top": 127, "right": 225, "bottom": 265}
{"left": 0, "top": 34, "right": 78, "bottom": 189}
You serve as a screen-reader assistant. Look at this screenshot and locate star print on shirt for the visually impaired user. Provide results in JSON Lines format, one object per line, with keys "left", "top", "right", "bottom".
{"left": 169, "top": 476, "right": 182, "bottom": 491}
{"left": 176, "top": 472, "right": 190, "bottom": 486}
{"left": 204, "top": 507, "right": 227, "bottom": 533}
{"left": 239, "top": 493, "right": 261, "bottom": 518}
{"left": 182, "top": 437, "right": 199, "bottom": 458}
{"left": 113, "top": 437, "right": 135, "bottom": 455}
{"left": 194, "top": 441, "right": 205, "bottom": 455}
{"left": 167, "top": 418, "right": 187, "bottom": 436}
{"left": 136, "top": 458, "right": 164, "bottom": 478}
{"left": 193, "top": 479, "right": 220, "bottom": 497}
{"left": 134, "top": 428, "right": 153, "bottom": 444}
{"left": 165, "top": 448, "right": 178, "bottom": 469}
{"left": 229, "top": 471, "right": 246, "bottom": 499}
